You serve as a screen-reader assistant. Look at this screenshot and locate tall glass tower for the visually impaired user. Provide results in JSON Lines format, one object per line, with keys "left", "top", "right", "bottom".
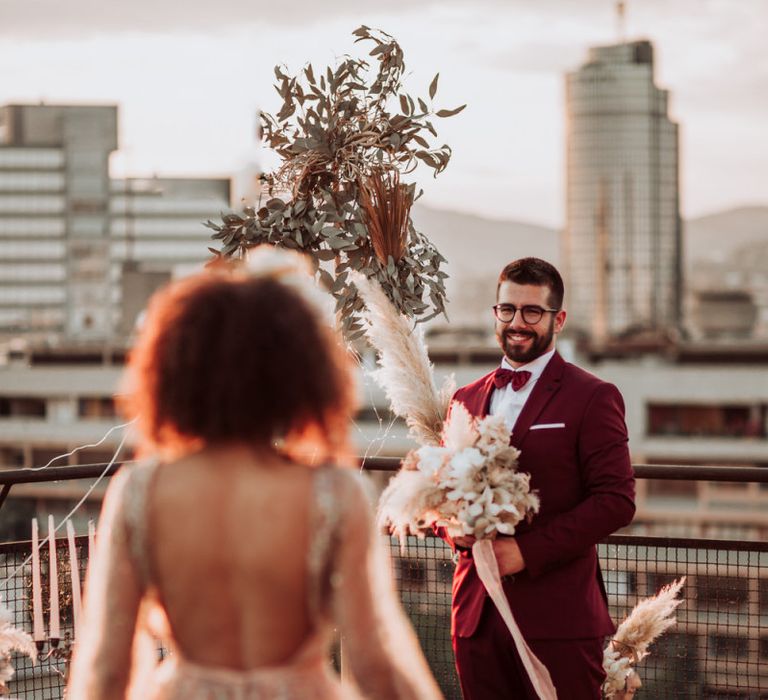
{"left": 564, "top": 40, "right": 682, "bottom": 343}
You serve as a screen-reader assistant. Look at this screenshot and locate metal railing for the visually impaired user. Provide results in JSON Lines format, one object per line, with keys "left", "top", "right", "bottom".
{"left": 0, "top": 460, "right": 766, "bottom": 699}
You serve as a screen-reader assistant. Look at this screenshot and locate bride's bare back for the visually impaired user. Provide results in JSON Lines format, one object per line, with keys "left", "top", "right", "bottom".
{"left": 149, "top": 447, "right": 323, "bottom": 668}
{"left": 68, "top": 446, "right": 444, "bottom": 699}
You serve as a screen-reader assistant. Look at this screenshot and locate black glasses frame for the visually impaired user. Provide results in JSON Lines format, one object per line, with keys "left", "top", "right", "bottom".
{"left": 492, "top": 304, "right": 560, "bottom": 324}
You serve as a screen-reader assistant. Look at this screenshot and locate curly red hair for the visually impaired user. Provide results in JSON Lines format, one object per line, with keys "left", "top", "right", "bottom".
{"left": 121, "top": 266, "right": 356, "bottom": 463}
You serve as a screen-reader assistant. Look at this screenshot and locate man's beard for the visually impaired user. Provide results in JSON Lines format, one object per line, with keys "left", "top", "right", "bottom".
{"left": 498, "top": 319, "right": 555, "bottom": 365}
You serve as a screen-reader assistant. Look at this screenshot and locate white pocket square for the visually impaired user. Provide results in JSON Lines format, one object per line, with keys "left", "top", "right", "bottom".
{"left": 530, "top": 423, "right": 566, "bottom": 430}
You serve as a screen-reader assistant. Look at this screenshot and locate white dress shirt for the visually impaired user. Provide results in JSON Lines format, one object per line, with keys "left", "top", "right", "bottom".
{"left": 489, "top": 348, "right": 556, "bottom": 431}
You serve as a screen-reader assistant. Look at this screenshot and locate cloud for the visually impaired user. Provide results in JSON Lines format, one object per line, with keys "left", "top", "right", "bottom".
{"left": 0, "top": 0, "right": 692, "bottom": 38}
{"left": 1, "top": 0, "right": 428, "bottom": 38}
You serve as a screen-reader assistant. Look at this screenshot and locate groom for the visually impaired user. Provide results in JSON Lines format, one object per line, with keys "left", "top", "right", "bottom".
{"left": 446, "top": 258, "right": 635, "bottom": 699}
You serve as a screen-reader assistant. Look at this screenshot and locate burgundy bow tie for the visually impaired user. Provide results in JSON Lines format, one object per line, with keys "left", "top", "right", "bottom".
{"left": 493, "top": 368, "right": 532, "bottom": 391}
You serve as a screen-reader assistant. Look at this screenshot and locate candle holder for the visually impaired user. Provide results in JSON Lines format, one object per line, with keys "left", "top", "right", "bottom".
{"left": 43, "top": 631, "right": 74, "bottom": 681}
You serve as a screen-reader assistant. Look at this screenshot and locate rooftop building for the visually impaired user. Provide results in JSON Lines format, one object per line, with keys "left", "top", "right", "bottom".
{"left": 564, "top": 40, "right": 683, "bottom": 344}
{"left": 0, "top": 103, "right": 230, "bottom": 345}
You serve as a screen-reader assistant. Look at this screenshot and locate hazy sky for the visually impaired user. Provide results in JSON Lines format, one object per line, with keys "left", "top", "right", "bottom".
{"left": 1, "top": 0, "right": 765, "bottom": 227}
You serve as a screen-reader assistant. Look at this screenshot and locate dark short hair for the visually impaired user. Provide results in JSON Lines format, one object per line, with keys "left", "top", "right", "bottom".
{"left": 497, "top": 257, "right": 564, "bottom": 309}
{"left": 122, "top": 267, "right": 355, "bottom": 459}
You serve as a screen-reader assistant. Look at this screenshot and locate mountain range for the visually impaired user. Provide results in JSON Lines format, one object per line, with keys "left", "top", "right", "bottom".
{"left": 412, "top": 203, "right": 768, "bottom": 324}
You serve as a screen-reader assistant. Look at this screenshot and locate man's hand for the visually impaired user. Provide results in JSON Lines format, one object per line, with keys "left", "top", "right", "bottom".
{"left": 492, "top": 538, "right": 526, "bottom": 576}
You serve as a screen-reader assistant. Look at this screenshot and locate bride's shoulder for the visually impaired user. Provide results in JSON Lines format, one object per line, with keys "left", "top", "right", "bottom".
{"left": 315, "top": 465, "right": 370, "bottom": 494}
{"left": 314, "top": 467, "right": 376, "bottom": 522}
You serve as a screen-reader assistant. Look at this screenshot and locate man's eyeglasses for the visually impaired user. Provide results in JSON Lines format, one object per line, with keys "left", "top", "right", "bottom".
{"left": 492, "top": 304, "right": 559, "bottom": 325}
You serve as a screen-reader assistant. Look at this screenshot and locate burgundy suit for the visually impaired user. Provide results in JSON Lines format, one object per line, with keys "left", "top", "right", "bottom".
{"left": 448, "top": 351, "right": 635, "bottom": 698}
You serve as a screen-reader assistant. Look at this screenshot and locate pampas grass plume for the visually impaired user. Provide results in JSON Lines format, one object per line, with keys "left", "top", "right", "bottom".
{"left": 613, "top": 576, "right": 686, "bottom": 662}
{"left": 352, "top": 272, "right": 453, "bottom": 445}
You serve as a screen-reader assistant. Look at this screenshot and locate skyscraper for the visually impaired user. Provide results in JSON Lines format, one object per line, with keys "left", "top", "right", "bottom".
{"left": 564, "top": 40, "right": 682, "bottom": 344}
{"left": 0, "top": 104, "right": 230, "bottom": 344}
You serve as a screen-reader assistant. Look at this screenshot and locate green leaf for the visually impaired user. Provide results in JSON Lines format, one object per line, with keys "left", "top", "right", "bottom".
{"left": 266, "top": 198, "right": 286, "bottom": 211}
{"left": 369, "top": 43, "right": 387, "bottom": 57}
{"left": 332, "top": 271, "right": 348, "bottom": 292}
{"left": 414, "top": 150, "right": 438, "bottom": 167}
{"left": 429, "top": 73, "right": 439, "bottom": 100}
{"left": 435, "top": 104, "right": 467, "bottom": 118}
{"left": 317, "top": 268, "right": 334, "bottom": 290}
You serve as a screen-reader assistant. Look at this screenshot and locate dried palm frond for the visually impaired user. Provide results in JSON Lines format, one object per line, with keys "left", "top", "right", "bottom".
{"left": 359, "top": 168, "right": 411, "bottom": 265}
{"left": 352, "top": 271, "right": 453, "bottom": 445}
{"left": 603, "top": 577, "right": 686, "bottom": 698}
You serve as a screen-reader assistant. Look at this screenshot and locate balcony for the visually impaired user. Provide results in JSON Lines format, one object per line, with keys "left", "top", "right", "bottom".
{"left": 0, "top": 461, "right": 766, "bottom": 699}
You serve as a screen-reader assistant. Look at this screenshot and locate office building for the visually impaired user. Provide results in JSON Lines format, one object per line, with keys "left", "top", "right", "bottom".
{"left": 564, "top": 40, "right": 682, "bottom": 343}
{"left": 0, "top": 103, "right": 230, "bottom": 344}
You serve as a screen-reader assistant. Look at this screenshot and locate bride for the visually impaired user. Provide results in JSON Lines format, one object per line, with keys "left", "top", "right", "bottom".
{"left": 67, "top": 249, "right": 443, "bottom": 699}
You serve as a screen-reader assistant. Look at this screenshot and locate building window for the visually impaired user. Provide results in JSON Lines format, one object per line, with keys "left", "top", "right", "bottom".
{"left": 0, "top": 194, "right": 65, "bottom": 213}
{"left": 354, "top": 407, "right": 399, "bottom": 424}
{"left": 0, "top": 446, "right": 24, "bottom": 468}
{"left": 0, "top": 171, "right": 65, "bottom": 191}
{"left": 709, "top": 634, "right": 748, "bottom": 660}
{"left": 0, "top": 148, "right": 64, "bottom": 169}
{"left": 758, "top": 579, "right": 768, "bottom": 613}
{"left": 0, "top": 217, "right": 65, "bottom": 235}
{"left": 77, "top": 397, "right": 116, "bottom": 419}
{"left": 697, "top": 576, "right": 748, "bottom": 611}
{"left": 647, "top": 403, "right": 767, "bottom": 438}
{"left": 0, "top": 240, "right": 66, "bottom": 258}
{"left": 0, "top": 263, "right": 66, "bottom": 282}
{"left": 0, "top": 286, "right": 66, "bottom": 304}
{"left": 75, "top": 448, "right": 119, "bottom": 466}
{"left": 0, "top": 396, "right": 46, "bottom": 418}
{"left": 30, "top": 447, "right": 68, "bottom": 469}
{"left": 646, "top": 479, "right": 697, "bottom": 497}
{"left": 397, "top": 558, "right": 426, "bottom": 587}
{"left": 435, "top": 559, "right": 454, "bottom": 585}
{"left": 603, "top": 569, "right": 637, "bottom": 598}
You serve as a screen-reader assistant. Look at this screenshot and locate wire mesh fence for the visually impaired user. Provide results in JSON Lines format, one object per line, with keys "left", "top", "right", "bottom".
{"left": 1, "top": 523, "right": 767, "bottom": 698}
{"left": 389, "top": 534, "right": 768, "bottom": 700}
{"left": 0, "top": 537, "right": 87, "bottom": 699}
{"left": 599, "top": 535, "right": 768, "bottom": 699}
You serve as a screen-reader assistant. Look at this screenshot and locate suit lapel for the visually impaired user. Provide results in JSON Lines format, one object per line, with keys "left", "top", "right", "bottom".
{"left": 510, "top": 351, "right": 565, "bottom": 446}
{"left": 454, "top": 372, "right": 496, "bottom": 418}
{"left": 478, "top": 374, "right": 495, "bottom": 417}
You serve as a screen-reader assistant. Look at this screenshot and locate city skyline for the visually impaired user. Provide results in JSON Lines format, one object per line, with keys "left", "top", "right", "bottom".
{"left": 1, "top": 0, "right": 766, "bottom": 228}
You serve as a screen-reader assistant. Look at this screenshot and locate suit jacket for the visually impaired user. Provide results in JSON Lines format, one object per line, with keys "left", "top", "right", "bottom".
{"left": 448, "top": 351, "right": 635, "bottom": 640}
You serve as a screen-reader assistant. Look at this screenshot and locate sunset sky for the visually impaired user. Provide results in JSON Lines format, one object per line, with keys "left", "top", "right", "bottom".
{"left": 1, "top": 0, "right": 765, "bottom": 227}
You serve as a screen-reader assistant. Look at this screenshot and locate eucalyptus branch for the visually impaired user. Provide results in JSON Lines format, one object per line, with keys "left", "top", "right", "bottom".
{"left": 207, "top": 25, "right": 465, "bottom": 337}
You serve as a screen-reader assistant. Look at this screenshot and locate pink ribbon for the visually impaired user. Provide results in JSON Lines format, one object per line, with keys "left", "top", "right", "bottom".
{"left": 472, "top": 539, "right": 558, "bottom": 699}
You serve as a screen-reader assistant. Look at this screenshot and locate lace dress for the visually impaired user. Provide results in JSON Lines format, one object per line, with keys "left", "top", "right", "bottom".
{"left": 67, "top": 461, "right": 443, "bottom": 700}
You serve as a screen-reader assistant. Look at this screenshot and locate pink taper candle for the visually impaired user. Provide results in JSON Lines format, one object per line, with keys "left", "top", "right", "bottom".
{"left": 88, "top": 519, "right": 96, "bottom": 560}
{"left": 47, "top": 515, "right": 60, "bottom": 640}
{"left": 31, "top": 518, "right": 45, "bottom": 643}
{"left": 66, "top": 520, "right": 82, "bottom": 636}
